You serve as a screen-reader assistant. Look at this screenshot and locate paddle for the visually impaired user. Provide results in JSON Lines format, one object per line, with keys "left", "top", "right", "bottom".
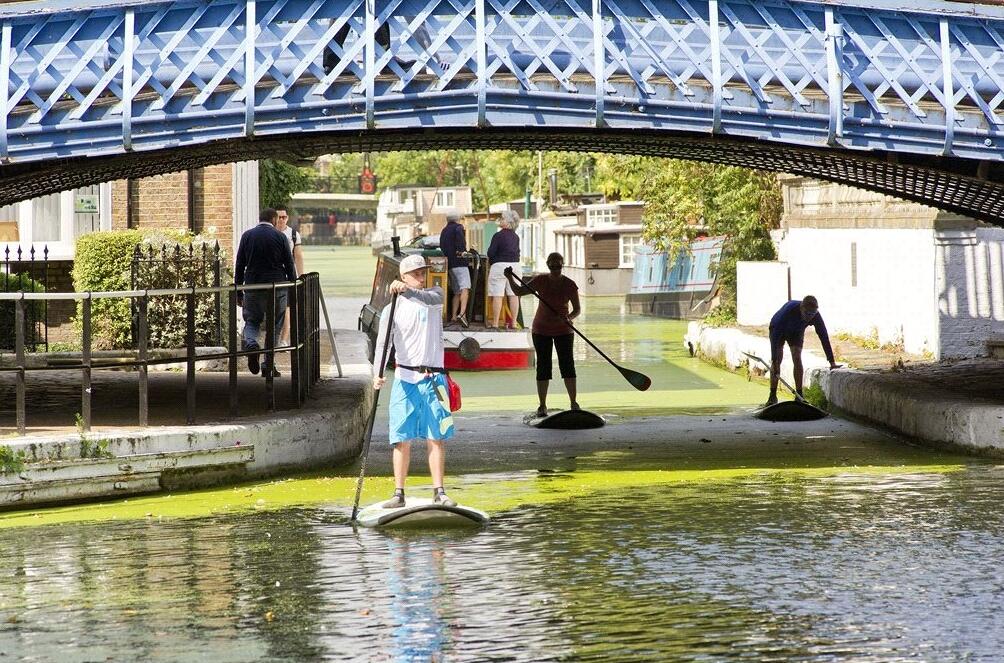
{"left": 508, "top": 269, "right": 652, "bottom": 391}
{"left": 741, "top": 351, "right": 806, "bottom": 402}
{"left": 351, "top": 293, "right": 399, "bottom": 522}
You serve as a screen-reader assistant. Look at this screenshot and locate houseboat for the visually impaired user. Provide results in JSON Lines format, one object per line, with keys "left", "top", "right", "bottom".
{"left": 625, "top": 236, "right": 725, "bottom": 319}
{"left": 358, "top": 236, "right": 534, "bottom": 370}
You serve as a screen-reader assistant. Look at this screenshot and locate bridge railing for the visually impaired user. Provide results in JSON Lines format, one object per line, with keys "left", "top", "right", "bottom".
{"left": 0, "top": 273, "right": 327, "bottom": 435}
{"left": 1, "top": 0, "right": 1004, "bottom": 164}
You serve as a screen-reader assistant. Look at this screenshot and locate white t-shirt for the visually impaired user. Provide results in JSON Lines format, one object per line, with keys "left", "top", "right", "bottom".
{"left": 372, "top": 287, "right": 445, "bottom": 384}
{"left": 281, "top": 226, "right": 301, "bottom": 253}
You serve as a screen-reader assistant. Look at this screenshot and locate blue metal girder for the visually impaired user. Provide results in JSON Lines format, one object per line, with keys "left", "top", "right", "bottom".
{"left": 2, "top": 0, "right": 1004, "bottom": 165}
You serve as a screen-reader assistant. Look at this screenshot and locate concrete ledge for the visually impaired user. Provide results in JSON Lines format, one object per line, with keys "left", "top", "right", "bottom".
{"left": 684, "top": 321, "right": 830, "bottom": 385}
{"left": 0, "top": 331, "right": 374, "bottom": 509}
{"left": 688, "top": 321, "right": 1004, "bottom": 456}
{"left": 818, "top": 369, "right": 1004, "bottom": 455}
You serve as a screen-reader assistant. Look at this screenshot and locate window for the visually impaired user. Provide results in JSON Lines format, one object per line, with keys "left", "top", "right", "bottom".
{"left": 561, "top": 234, "right": 584, "bottom": 267}
{"left": 586, "top": 206, "right": 617, "bottom": 227}
{"left": 434, "top": 190, "right": 455, "bottom": 208}
{"left": 619, "top": 234, "right": 643, "bottom": 268}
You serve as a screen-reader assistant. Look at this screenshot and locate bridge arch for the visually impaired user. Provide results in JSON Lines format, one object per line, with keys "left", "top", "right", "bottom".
{"left": 4, "top": 128, "right": 1004, "bottom": 225}
{"left": 3, "top": 0, "right": 1004, "bottom": 220}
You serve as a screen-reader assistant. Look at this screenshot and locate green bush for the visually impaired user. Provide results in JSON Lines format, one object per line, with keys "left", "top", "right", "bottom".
{"left": 0, "top": 272, "right": 45, "bottom": 349}
{"left": 73, "top": 230, "right": 229, "bottom": 350}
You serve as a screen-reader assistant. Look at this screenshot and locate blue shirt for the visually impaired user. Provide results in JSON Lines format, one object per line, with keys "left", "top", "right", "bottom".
{"left": 438, "top": 221, "right": 467, "bottom": 269}
{"left": 235, "top": 222, "right": 297, "bottom": 285}
{"left": 487, "top": 228, "right": 520, "bottom": 263}
{"left": 769, "top": 300, "right": 835, "bottom": 363}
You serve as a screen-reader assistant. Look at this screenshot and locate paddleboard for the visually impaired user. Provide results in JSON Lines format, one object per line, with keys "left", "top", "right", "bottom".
{"left": 754, "top": 400, "right": 828, "bottom": 422}
{"left": 356, "top": 496, "right": 489, "bottom": 529}
{"left": 523, "top": 408, "right": 606, "bottom": 429}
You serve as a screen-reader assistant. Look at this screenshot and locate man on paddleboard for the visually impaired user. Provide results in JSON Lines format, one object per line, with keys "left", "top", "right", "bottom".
{"left": 767, "top": 295, "right": 841, "bottom": 406}
{"left": 373, "top": 254, "right": 457, "bottom": 508}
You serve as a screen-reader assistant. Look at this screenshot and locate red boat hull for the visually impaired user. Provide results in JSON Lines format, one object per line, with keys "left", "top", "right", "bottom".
{"left": 444, "top": 349, "right": 533, "bottom": 371}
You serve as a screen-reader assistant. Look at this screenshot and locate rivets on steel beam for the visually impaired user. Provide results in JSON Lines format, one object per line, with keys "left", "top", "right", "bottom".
{"left": 985, "top": 138, "right": 993, "bottom": 147}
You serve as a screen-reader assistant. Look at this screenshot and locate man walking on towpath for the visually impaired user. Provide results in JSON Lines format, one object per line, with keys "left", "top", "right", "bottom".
{"left": 766, "top": 295, "right": 841, "bottom": 406}
{"left": 439, "top": 213, "right": 470, "bottom": 328}
{"left": 372, "top": 254, "right": 456, "bottom": 509}
{"left": 235, "top": 208, "right": 297, "bottom": 378}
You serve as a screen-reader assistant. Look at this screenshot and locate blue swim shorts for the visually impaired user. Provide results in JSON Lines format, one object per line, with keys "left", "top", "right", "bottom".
{"left": 387, "top": 375, "right": 455, "bottom": 445}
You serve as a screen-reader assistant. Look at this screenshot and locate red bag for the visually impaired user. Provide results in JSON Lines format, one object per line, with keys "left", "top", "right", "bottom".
{"left": 445, "top": 373, "right": 462, "bottom": 412}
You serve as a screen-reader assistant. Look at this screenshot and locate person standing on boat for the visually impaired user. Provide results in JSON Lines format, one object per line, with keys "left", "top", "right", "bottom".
{"left": 438, "top": 213, "right": 470, "bottom": 328}
{"left": 372, "top": 254, "right": 457, "bottom": 509}
{"left": 487, "top": 210, "right": 521, "bottom": 328}
{"left": 505, "top": 252, "right": 581, "bottom": 416}
{"left": 766, "top": 295, "right": 841, "bottom": 406}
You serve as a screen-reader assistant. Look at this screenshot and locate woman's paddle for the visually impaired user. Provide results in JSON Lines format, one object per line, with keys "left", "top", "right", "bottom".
{"left": 351, "top": 293, "right": 399, "bottom": 522}
{"left": 508, "top": 269, "right": 651, "bottom": 391}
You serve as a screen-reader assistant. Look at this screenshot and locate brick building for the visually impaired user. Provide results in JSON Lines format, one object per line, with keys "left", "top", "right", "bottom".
{"left": 0, "top": 162, "right": 259, "bottom": 339}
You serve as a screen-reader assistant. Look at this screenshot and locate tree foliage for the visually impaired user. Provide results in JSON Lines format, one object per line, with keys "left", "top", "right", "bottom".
{"left": 259, "top": 159, "right": 311, "bottom": 209}
{"left": 636, "top": 161, "right": 782, "bottom": 319}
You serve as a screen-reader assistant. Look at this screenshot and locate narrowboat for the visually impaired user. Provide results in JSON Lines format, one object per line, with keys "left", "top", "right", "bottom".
{"left": 625, "top": 236, "right": 725, "bottom": 319}
{"left": 358, "top": 237, "right": 534, "bottom": 370}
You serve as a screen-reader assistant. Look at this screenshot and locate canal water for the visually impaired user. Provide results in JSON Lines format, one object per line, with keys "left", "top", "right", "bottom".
{"left": 2, "top": 246, "right": 1002, "bottom": 660}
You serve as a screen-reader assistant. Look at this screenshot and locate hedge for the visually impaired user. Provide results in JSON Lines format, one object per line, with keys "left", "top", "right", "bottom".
{"left": 73, "top": 230, "right": 229, "bottom": 350}
{"left": 0, "top": 272, "right": 45, "bottom": 350}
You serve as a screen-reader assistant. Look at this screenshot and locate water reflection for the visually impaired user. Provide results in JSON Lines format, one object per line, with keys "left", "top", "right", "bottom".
{"left": 2, "top": 468, "right": 1003, "bottom": 661}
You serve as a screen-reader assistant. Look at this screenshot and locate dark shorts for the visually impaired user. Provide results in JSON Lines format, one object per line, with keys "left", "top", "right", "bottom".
{"left": 532, "top": 333, "right": 575, "bottom": 381}
{"left": 769, "top": 326, "right": 804, "bottom": 364}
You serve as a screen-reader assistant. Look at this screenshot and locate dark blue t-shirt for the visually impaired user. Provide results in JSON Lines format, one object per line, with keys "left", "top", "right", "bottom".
{"left": 438, "top": 221, "right": 467, "bottom": 269}
{"left": 769, "top": 300, "right": 835, "bottom": 363}
{"left": 487, "top": 228, "right": 520, "bottom": 263}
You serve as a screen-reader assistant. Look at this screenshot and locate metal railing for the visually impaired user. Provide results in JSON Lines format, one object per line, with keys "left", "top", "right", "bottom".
{"left": 0, "top": 273, "right": 327, "bottom": 435}
{"left": 2, "top": 244, "right": 49, "bottom": 352}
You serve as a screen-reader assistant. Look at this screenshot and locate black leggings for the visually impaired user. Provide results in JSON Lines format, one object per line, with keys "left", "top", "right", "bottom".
{"left": 533, "top": 333, "right": 576, "bottom": 381}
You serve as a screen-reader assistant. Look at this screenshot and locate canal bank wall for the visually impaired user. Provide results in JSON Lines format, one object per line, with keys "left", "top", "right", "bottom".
{"left": 686, "top": 322, "right": 1004, "bottom": 456}
{"left": 0, "top": 332, "right": 375, "bottom": 509}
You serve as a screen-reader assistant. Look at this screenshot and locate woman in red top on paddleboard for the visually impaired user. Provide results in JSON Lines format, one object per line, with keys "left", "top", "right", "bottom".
{"left": 505, "top": 252, "right": 582, "bottom": 416}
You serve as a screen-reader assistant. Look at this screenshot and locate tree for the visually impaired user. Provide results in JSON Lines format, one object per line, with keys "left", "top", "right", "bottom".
{"left": 639, "top": 161, "right": 782, "bottom": 320}
{"left": 259, "top": 159, "right": 311, "bottom": 209}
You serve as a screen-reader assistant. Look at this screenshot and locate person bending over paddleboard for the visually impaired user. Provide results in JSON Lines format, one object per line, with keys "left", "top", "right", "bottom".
{"left": 505, "top": 253, "right": 582, "bottom": 417}
{"left": 373, "top": 254, "right": 456, "bottom": 509}
{"left": 767, "top": 295, "right": 841, "bottom": 406}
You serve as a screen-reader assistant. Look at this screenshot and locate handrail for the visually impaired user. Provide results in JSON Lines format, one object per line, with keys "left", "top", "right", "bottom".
{"left": 0, "top": 273, "right": 333, "bottom": 435}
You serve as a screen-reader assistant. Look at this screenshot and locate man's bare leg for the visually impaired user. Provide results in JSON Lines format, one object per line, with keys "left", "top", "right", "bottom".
{"left": 393, "top": 442, "right": 411, "bottom": 489}
{"left": 427, "top": 439, "right": 445, "bottom": 487}
{"left": 791, "top": 345, "right": 804, "bottom": 396}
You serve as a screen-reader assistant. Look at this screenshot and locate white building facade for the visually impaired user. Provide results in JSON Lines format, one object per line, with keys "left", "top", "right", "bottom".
{"left": 737, "top": 176, "right": 1004, "bottom": 359}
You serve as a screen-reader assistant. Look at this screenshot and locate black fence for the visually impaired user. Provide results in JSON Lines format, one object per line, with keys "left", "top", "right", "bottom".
{"left": 1, "top": 273, "right": 326, "bottom": 435}
{"left": 1, "top": 245, "right": 49, "bottom": 352}
{"left": 131, "top": 242, "right": 223, "bottom": 347}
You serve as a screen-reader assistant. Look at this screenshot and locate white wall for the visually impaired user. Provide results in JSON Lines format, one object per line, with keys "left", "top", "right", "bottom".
{"left": 936, "top": 228, "right": 1004, "bottom": 359}
{"left": 775, "top": 228, "right": 938, "bottom": 355}
{"left": 736, "top": 261, "right": 789, "bottom": 325}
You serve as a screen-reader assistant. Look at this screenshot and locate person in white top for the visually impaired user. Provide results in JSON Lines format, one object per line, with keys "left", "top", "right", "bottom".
{"left": 276, "top": 205, "right": 304, "bottom": 346}
{"left": 372, "top": 253, "right": 456, "bottom": 509}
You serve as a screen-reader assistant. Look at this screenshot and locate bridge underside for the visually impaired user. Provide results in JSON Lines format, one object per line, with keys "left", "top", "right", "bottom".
{"left": 6, "top": 128, "right": 1004, "bottom": 225}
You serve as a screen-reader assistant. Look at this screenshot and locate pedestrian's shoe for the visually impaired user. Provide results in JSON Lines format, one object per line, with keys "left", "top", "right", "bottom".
{"left": 457, "top": 313, "right": 469, "bottom": 329}
{"left": 263, "top": 366, "right": 281, "bottom": 379}
{"left": 245, "top": 342, "right": 261, "bottom": 375}
{"left": 382, "top": 491, "right": 405, "bottom": 509}
{"left": 570, "top": 401, "right": 581, "bottom": 411}
{"left": 433, "top": 488, "right": 456, "bottom": 507}
{"left": 764, "top": 394, "right": 778, "bottom": 407}
{"left": 535, "top": 405, "right": 548, "bottom": 417}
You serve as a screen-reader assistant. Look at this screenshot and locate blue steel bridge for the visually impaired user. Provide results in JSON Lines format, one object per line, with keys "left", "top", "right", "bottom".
{"left": 5, "top": 0, "right": 1004, "bottom": 222}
